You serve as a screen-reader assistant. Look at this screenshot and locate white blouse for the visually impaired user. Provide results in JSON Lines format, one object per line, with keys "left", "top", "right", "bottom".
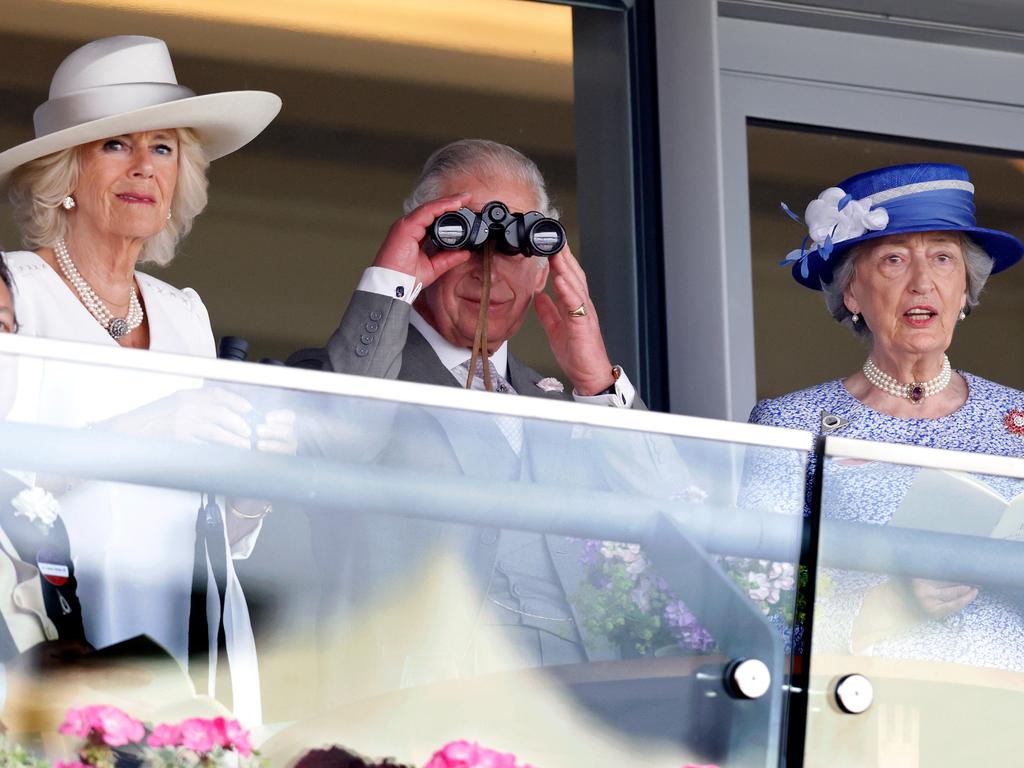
{"left": 3, "top": 250, "right": 262, "bottom": 724}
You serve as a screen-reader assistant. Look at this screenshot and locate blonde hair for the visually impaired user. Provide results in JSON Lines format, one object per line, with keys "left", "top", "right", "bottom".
{"left": 8, "top": 127, "right": 210, "bottom": 266}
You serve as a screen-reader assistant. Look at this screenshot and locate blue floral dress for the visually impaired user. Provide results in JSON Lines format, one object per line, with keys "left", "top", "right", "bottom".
{"left": 744, "top": 372, "right": 1024, "bottom": 669}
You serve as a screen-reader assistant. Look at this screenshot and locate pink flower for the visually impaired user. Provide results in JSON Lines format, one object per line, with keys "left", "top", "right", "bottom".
{"left": 147, "top": 716, "right": 254, "bottom": 758}
{"left": 58, "top": 705, "right": 144, "bottom": 747}
{"left": 92, "top": 705, "right": 145, "bottom": 746}
{"left": 147, "top": 722, "right": 183, "bottom": 749}
{"left": 55, "top": 762, "right": 90, "bottom": 768}
{"left": 58, "top": 707, "right": 93, "bottom": 738}
{"left": 179, "top": 717, "right": 217, "bottom": 753}
{"left": 205, "top": 716, "right": 254, "bottom": 757}
{"left": 222, "top": 717, "right": 254, "bottom": 757}
{"left": 425, "top": 740, "right": 524, "bottom": 768}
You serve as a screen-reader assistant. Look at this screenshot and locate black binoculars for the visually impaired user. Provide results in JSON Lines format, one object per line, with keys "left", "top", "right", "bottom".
{"left": 429, "top": 200, "right": 566, "bottom": 258}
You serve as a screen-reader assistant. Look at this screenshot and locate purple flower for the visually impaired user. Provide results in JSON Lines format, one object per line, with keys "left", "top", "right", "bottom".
{"left": 664, "top": 600, "right": 715, "bottom": 652}
{"left": 579, "top": 539, "right": 602, "bottom": 568}
{"left": 665, "top": 600, "right": 696, "bottom": 629}
{"left": 630, "top": 585, "right": 652, "bottom": 612}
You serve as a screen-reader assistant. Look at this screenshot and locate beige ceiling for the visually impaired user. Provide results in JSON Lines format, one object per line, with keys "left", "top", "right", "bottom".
{"left": 0, "top": 0, "right": 573, "bottom": 102}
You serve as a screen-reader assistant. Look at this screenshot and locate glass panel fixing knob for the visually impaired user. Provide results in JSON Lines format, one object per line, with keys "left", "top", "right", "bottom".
{"left": 835, "top": 674, "right": 873, "bottom": 714}
{"left": 725, "top": 658, "right": 771, "bottom": 700}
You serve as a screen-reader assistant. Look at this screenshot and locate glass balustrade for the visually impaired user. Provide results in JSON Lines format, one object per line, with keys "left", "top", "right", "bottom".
{"left": 0, "top": 334, "right": 809, "bottom": 768}
{"left": 804, "top": 435, "right": 1024, "bottom": 768}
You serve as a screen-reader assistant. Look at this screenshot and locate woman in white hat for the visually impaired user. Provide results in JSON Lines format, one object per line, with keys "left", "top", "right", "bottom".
{"left": 0, "top": 34, "right": 280, "bottom": 348}
{"left": 0, "top": 36, "right": 285, "bottom": 722}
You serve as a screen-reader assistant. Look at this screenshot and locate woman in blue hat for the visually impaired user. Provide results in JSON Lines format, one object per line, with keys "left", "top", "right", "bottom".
{"left": 745, "top": 163, "right": 1024, "bottom": 666}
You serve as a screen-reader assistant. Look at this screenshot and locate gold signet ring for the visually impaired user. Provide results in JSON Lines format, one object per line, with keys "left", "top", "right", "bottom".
{"left": 568, "top": 304, "right": 587, "bottom": 318}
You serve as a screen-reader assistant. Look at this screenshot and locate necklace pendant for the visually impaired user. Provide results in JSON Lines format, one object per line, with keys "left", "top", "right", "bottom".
{"left": 909, "top": 384, "right": 925, "bottom": 403}
{"left": 108, "top": 318, "right": 130, "bottom": 340}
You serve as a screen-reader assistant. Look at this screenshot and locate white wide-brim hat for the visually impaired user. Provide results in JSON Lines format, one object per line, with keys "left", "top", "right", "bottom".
{"left": 0, "top": 35, "right": 282, "bottom": 191}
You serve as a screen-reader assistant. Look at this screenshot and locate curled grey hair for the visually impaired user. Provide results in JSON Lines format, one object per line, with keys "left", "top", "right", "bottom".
{"left": 403, "top": 139, "right": 558, "bottom": 218}
{"left": 8, "top": 127, "right": 209, "bottom": 267}
{"left": 824, "top": 232, "right": 993, "bottom": 341}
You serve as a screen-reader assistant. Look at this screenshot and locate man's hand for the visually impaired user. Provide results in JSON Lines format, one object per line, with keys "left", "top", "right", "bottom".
{"left": 534, "top": 245, "right": 615, "bottom": 396}
{"left": 372, "top": 194, "right": 474, "bottom": 289}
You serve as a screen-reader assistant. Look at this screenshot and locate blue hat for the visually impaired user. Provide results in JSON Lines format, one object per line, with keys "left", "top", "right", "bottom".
{"left": 781, "top": 163, "right": 1024, "bottom": 290}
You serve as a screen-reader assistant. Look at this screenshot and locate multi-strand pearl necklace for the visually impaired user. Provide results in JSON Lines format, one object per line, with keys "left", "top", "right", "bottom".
{"left": 55, "top": 238, "right": 143, "bottom": 340}
{"left": 862, "top": 354, "right": 952, "bottom": 404}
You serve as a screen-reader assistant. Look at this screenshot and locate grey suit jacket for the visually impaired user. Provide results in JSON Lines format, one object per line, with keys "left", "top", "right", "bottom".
{"left": 294, "top": 290, "right": 688, "bottom": 697}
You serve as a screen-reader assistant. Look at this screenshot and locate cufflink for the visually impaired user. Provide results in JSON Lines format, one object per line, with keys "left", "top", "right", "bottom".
{"left": 396, "top": 286, "right": 405, "bottom": 298}
{"left": 595, "top": 366, "right": 622, "bottom": 396}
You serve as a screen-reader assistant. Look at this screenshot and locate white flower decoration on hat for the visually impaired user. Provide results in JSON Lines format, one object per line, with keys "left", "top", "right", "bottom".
{"left": 805, "top": 187, "right": 889, "bottom": 252}
{"left": 781, "top": 186, "right": 890, "bottom": 280}
{"left": 12, "top": 486, "right": 60, "bottom": 534}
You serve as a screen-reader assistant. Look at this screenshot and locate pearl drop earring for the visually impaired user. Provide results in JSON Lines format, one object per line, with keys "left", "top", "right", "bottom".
{"left": 166, "top": 209, "right": 172, "bottom": 221}
{"left": 61, "top": 195, "right": 76, "bottom": 210}
{"left": 959, "top": 309, "right": 967, "bottom": 321}
{"left": 851, "top": 313, "right": 860, "bottom": 324}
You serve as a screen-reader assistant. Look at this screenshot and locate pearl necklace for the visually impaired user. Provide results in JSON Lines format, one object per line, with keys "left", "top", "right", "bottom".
{"left": 54, "top": 238, "right": 143, "bottom": 340}
{"left": 862, "top": 354, "right": 952, "bottom": 405}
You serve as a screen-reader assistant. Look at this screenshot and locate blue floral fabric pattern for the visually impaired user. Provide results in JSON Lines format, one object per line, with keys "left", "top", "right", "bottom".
{"left": 745, "top": 372, "right": 1024, "bottom": 669}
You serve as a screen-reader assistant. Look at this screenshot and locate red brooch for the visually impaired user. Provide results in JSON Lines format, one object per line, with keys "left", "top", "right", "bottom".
{"left": 1005, "top": 410, "right": 1024, "bottom": 436}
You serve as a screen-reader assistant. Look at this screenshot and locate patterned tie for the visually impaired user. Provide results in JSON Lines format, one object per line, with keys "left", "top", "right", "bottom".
{"left": 458, "top": 358, "right": 523, "bottom": 455}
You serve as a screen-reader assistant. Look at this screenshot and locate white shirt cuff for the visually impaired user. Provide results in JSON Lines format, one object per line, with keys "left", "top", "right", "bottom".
{"left": 357, "top": 267, "right": 422, "bottom": 304}
{"left": 573, "top": 367, "right": 636, "bottom": 408}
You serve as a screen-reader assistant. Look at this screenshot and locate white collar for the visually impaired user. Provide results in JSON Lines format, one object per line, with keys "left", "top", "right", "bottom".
{"left": 409, "top": 308, "right": 509, "bottom": 380}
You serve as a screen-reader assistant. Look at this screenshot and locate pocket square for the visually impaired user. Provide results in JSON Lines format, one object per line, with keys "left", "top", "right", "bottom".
{"left": 536, "top": 377, "right": 564, "bottom": 393}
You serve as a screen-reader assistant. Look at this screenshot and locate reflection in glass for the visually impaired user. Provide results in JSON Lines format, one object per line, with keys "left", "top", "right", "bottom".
{"left": 0, "top": 338, "right": 808, "bottom": 767}
{"left": 805, "top": 448, "right": 1024, "bottom": 768}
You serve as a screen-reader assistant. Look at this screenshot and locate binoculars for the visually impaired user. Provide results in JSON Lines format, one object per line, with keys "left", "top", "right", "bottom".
{"left": 430, "top": 200, "right": 566, "bottom": 258}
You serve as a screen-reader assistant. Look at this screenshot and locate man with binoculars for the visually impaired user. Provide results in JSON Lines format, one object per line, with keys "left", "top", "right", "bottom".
{"left": 288, "top": 140, "right": 694, "bottom": 705}
{"left": 302, "top": 138, "right": 637, "bottom": 407}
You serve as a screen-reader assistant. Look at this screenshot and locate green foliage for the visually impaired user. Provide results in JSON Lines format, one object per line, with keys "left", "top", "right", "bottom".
{"left": 0, "top": 735, "right": 49, "bottom": 768}
{"left": 575, "top": 556, "right": 677, "bottom": 656}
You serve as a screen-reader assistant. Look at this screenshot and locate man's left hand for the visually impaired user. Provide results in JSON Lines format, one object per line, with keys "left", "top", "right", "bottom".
{"left": 534, "top": 245, "right": 615, "bottom": 396}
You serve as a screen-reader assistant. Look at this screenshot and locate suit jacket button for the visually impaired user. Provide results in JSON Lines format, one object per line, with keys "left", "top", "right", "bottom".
{"left": 360, "top": 334, "right": 373, "bottom": 345}
{"left": 369, "top": 310, "right": 383, "bottom": 322}
{"left": 354, "top": 346, "right": 369, "bottom": 357}
{"left": 365, "top": 321, "right": 380, "bottom": 333}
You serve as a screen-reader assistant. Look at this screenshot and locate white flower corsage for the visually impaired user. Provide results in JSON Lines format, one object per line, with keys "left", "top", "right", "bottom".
{"left": 536, "top": 377, "right": 565, "bottom": 393}
{"left": 12, "top": 487, "right": 60, "bottom": 534}
{"left": 781, "top": 186, "right": 889, "bottom": 279}
{"left": 804, "top": 187, "right": 889, "bottom": 251}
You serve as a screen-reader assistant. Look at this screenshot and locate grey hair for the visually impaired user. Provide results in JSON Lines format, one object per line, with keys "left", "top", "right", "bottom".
{"left": 403, "top": 139, "right": 558, "bottom": 218}
{"left": 824, "top": 232, "right": 993, "bottom": 341}
{"left": 8, "top": 127, "right": 209, "bottom": 267}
